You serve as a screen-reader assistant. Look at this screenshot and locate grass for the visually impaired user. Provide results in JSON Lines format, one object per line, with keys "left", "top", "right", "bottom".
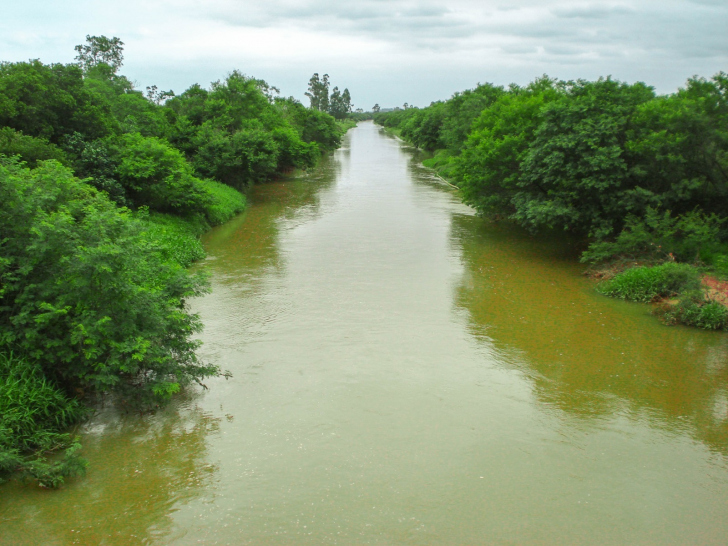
{"left": 337, "top": 119, "right": 358, "bottom": 134}
{"left": 199, "top": 178, "right": 247, "bottom": 226}
{"left": 422, "top": 149, "right": 459, "bottom": 180}
{"left": 0, "top": 352, "right": 87, "bottom": 488}
{"left": 142, "top": 180, "right": 246, "bottom": 268}
{"left": 597, "top": 262, "right": 701, "bottom": 302}
{"left": 142, "top": 213, "right": 207, "bottom": 268}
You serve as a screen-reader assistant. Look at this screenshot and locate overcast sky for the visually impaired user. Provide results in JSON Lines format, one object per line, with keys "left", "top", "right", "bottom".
{"left": 2, "top": 0, "right": 726, "bottom": 109}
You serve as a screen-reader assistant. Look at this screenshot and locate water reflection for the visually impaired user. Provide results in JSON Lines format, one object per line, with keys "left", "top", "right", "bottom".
{"left": 0, "top": 394, "right": 220, "bottom": 545}
{"left": 200, "top": 156, "right": 339, "bottom": 282}
{"left": 450, "top": 211, "right": 728, "bottom": 455}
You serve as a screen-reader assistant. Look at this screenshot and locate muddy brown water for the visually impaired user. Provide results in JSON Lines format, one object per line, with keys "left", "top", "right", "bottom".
{"left": 2, "top": 121, "right": 728, "bottom": 545}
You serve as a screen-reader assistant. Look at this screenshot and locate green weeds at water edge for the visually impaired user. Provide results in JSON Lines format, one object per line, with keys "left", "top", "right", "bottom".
{"left": 0, "top": 352, "right": 87, "bottom": 488}
{"left": 597, "top": 263, "right": 701, "bottom": 303}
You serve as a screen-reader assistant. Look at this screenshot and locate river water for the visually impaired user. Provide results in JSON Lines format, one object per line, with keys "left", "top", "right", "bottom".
{"left": 2, "top": 121, "right": 728, "bottom": 544}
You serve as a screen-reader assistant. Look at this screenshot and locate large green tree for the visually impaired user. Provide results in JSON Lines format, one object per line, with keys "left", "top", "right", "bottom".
{"left": 74, "top": 35, "right": 125, "bottom": 75}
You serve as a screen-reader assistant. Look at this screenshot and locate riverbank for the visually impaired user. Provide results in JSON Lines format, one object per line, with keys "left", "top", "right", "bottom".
{"left": 379, "top": 128, "right": 728, "bottom": 333}
{"left": 372, "top": 71, "right": 728, "bottom": 333}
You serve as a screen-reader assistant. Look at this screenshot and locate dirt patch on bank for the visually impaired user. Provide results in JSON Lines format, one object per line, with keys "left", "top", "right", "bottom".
{"left": 702, "top": 275, "right": 728, "bottom": 306}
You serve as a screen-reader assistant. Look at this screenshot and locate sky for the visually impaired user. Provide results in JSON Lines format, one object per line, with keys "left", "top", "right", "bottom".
{"left": 2, "top": 0, "right": 726, "bottom": 109}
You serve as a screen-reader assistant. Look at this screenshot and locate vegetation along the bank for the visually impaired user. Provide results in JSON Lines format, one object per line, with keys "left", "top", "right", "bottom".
{"left": 0, "top": 35, "right": 354, "bottom": 487}
{"left": 374, "top": 73, "right": 728, "bottom": 330}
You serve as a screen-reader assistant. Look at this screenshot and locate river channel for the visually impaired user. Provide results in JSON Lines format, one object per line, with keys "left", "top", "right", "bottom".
{"left": 2, "top": 121, "right": 728, "bottom": 544}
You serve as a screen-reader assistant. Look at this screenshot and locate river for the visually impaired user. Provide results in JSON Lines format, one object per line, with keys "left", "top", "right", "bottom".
{"left": 2, "top": 121, "right": 728, "bottom": 544}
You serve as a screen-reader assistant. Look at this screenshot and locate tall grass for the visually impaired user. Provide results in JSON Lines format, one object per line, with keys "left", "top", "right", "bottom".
{"left": 140, "top": 181, "right": 245, "bottom": 268}
{"left": 0, "top": 352, "right": 87, "bottom": 487}
{"left": 142, "top": 213, "right": 207, "bottom": 268}
{"left": 199, "top": 178, "right": 247, "bottom": 226}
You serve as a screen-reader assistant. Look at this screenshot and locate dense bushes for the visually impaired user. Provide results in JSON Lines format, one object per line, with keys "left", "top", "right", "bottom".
{"left": 375, "top": 73, "right": 728, "bottom": 258}
{"left": 581, "top": 208, "right": 726, "bottom": 265}
{"left": 0, "top": 158, "right": 217, "bottom": 403}
{"left": 0, "top": 37, "right": 350, "bottom": 486}
{"left": 376, "top": 71, "right": 728, "bottom": 331}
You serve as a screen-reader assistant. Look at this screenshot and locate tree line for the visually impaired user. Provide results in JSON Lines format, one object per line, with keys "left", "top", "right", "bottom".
{"left": 374, "top": 73, "right": 728, "bottom": 329}
{"left": 0, "top": 35, "right": 352, "bottom": 487}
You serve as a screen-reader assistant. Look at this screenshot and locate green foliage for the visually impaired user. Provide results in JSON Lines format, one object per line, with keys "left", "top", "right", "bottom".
{"left": 400, "top": 103, "right": 446, "bottom": 151}
{"left": 270, "top": 126, "right": 319, "bottom": 172}
{"left": 627, "top": 73, "right": 728, "bottom": 218}
{"left": 597, "top": 263, "right": 701, "bottom": 302}
{"left": 299, "top": 107, "right": 342, "bottom": 150}
{"left": 422, "top": 149, "right": 459, "bottom": 179}
{"left": 329, "top": 87, "right": 352, "bottom": 120}
{"left": 0, "top": 158, "right": 218, "bottom": 405}
{"left": 0, "top": 351, "right": 87, "bottom": 488}
{"left": 112, "top": 132, "right": 213, "bottom": 214}
{"left": 455, "top": 79, "right": 560, "bottom": 217}
{"left": 336, "top": 119, "right": 358, "bottom": 134}
{"left": 517, "top": 78, "right": 655, "bottom": 236}
{"left": 197, "top": 178, "right": 247, "bottom": 226}
{"left": 582, "top": 208, "right": 726, "bottom": 264}
{"left": 61, "top": 132, "right": 128, "bottom": 206}
{"left": 141, "top": 213, "right": 206, "bottom": 268}
{"left": 656, "top": 291, "right": 728, "bottom": 330}
{"left": 377, "top": 72, "right": 728, "bottom": 275}
{"left": 0, "top": 127, "right": 68, "bottom": 167}
{"left": 74, "top": 35, "right": 125, "bottom": 75}
{"left": 191, "top": 122, "right": 279, "bottom": 188}
{"left": 439, "top": 83, "right": 505, "bottom": 152}
{"left": 0, "top": 60, "right": 116, "bottom": 143}
{"left": 677, "top": 299, "right": 728, "bottom": 330}
{"left": 305, "top": 73, "right": 330, "bottom": 112}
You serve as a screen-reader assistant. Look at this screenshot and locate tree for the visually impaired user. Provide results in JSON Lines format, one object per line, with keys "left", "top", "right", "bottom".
{"left": 518, "top": 77, "right": 655, "bottom": 237}
{"left": 0, "top": 60, "right": 116, "bottom": 143}
{"left": 74, "top": 35, "right": 125, "bottom": 74}
{"left": 305, "top": 73, "right": 330, "bottom": 111}
{"left": 328, "top": 86, "right": 352, "bottom": 119}
{"left": 145, "top": 85, "right": 175, "bottom": 105}
{"left": 372, "top": 103, "right": 380, "bottom": 113}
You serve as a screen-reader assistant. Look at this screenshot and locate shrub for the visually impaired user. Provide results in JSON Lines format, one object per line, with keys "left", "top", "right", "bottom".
{"left": 0, "top": 158, "right": 218, "bottom": 405}
{"left": 191, "top": 123, "right": 279, "bottom": 188}
{"left": 0, "top": 127, "right": 68, "bottom": 167}
{"left": 658, "top": 293, "right": 728, "bottom": 330}
{"left": 582, "top": 208, "right": 726, "bottom": 264}
{"left": 597, "top": 262, "right": 701, "bottom": 302}
{"left": 112, "top": 132, "right": 212, "bottom": 214}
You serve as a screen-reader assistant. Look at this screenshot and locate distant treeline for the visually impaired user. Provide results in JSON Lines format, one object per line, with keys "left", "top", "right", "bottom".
{"left": 375, "top": 73, "right": 728, "bottom": 330}
{"left": 0, "top": 36, "right": 350, "bottom": 487}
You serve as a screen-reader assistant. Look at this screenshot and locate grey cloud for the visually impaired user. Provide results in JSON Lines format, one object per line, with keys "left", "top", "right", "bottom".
{"left": 552, "top": 4, "right": 635, "bottom": 19}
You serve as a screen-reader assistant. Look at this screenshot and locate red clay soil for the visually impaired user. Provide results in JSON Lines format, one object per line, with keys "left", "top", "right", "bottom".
{"left": 702, "top": 275, "right": 728, "bottom": 307}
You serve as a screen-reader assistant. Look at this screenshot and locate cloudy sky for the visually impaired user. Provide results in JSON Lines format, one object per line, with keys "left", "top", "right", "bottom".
{"left": 2, "top": 0, "right": 726, "bottom": 109}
